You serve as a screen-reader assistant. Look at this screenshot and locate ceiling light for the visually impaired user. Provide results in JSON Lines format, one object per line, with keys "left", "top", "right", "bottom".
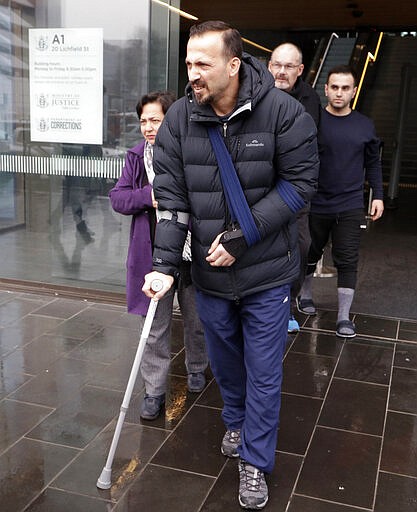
{"left": 151, "top": 2, "right": 270, "bottom": 54}
{"left": 151, "top": 0, "right": 199, "bottom": 21}
{"left": 242, "top": 37, "right": 272, "bottom": 53}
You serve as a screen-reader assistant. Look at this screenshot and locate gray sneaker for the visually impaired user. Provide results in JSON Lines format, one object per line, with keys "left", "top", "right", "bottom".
{"left": 221, "top": 429, "right": 241, "bottom": 458}
{"left": 238, "top": 459, "right": 268, "bottom": 510}
{"left": 187, "top": 372, "right": 206, "bottom": 393}
{"left": 140, "top": 394, "right": 165, "bottom": 420}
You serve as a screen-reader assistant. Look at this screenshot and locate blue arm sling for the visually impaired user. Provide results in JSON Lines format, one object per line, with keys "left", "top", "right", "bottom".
{"left": 207, "top": 126, "right": 261, "bottom": 246}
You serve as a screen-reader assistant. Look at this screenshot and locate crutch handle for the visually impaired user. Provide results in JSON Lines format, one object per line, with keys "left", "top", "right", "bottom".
{"left": 151, "top": 279, "right": 163, "bottom": 293}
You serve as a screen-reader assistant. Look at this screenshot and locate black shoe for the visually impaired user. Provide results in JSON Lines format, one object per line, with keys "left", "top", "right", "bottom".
{"left": 76, "top": 220, "right": 94, "bottom": 244}
{"left": 187, "top": 372, "right": 206, "bottom": 393}
{"left": 140, "top": 394, "right": 165, "bottom": 420}
{"left": 296, "top": 296, "right": 316, "bottom": 315}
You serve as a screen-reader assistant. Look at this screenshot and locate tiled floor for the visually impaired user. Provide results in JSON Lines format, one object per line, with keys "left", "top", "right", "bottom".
{"left": 0, "top": 289, "right": 416, "bottom": 511}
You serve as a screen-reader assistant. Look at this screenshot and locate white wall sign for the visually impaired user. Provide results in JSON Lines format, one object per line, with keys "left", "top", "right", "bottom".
{"left": 29, "top": 28, "right": 103, "bottom": 145}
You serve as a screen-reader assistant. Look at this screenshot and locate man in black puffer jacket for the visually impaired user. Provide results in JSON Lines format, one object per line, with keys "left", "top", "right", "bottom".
{"left": 143, "top": 21, "right": 318, "bottom": 510}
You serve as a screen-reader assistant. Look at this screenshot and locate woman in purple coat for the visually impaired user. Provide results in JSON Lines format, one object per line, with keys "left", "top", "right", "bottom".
{"left": 109, "top": 91, "right": 208, "bottom": 420}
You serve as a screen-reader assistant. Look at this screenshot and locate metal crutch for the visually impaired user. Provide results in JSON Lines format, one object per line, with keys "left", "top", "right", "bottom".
{"left": 96, "top": 279, "right": 163, "bottom": 490}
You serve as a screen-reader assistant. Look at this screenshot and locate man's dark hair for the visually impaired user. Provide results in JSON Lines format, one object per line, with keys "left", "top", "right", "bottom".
{"left": 326, "top": 65, "right": 357, "bottom": 86}
{"left": 136, "top": 90, "right": 176, "bottom": 119}
{"left": 189, "top": 20, "right": 243, "bottom": 61}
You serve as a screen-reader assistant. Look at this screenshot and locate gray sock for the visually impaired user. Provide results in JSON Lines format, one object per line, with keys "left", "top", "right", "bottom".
{"left": 300, "top": 273, "right": 314, "bottom": 301}
{"left": 337, "top": 287, "right": 355, "bottom": 323}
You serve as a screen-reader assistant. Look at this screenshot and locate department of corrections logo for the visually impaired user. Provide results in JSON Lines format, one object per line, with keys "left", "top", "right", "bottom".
{"left": 38, "top": 119, "right": 49, "bottom": 132}
{"left": 36, "top": 35, "right": 49, "bottom": 51}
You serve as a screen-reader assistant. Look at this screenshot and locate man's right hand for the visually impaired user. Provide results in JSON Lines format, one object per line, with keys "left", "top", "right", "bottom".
{"left": 206, "top": 232, "right": 236, "bottom": 267}
{"left": 142, "top": 271, "right": 174, "bottom": 300}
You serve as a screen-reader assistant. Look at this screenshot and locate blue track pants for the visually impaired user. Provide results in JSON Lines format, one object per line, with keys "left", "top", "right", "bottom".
{"left": 195, "top": 285, "right": 290, "bottom": 473}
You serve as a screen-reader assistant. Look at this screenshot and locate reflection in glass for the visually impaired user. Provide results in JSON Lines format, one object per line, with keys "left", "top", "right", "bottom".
{"left": 0, "top": 0, "right": 178, "bottom": 293}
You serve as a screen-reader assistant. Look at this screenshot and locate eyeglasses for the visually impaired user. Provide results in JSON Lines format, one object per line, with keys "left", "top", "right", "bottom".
{"left": 270, "top": 62, "right": 300, "bottom": 71}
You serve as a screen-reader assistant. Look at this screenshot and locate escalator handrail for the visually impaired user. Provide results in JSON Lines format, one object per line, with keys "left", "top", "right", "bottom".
{"left": 312, "top": 32, "right": 339, "bottom": 88}
{"left": 350, "top": 31, "right": 384, "bottom": 109}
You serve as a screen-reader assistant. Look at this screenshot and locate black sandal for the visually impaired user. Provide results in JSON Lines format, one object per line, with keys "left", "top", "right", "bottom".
{"left": 336, "top": 320, "right": 356, "bottom": 338}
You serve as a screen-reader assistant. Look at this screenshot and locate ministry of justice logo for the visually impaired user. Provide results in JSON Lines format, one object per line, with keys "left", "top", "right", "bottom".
{"left": 36, "top": 94, "right": 49, "bottom": 108}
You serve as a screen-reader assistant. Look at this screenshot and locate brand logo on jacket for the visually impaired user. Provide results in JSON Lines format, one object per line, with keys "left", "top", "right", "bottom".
{"left": 245, "top": 139, "right": 264, "bottom": 147}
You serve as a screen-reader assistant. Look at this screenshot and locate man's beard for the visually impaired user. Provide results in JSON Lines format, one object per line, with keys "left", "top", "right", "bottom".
{"left": 192, "top": 81, "right": 214, "bottom": 105}
{"left": 195, "top": 91, "right": 215, "bottom": 105}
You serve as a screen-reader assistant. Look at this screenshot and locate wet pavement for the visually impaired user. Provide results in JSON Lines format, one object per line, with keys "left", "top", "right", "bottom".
{"left": 0, "top": 289, "right": 416, "bottom": 511}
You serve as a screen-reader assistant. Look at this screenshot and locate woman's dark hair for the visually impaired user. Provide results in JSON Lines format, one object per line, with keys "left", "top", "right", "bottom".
{"left": 136, "top": 90, "right": 176, "bottom": 119}
{"left": 189, "top": 20, "right": 243, "bottom": 61}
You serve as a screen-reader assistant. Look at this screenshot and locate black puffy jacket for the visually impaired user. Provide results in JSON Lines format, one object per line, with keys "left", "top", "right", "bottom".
{"left": 152, "top": 53, "right": 318, "bottom": 301}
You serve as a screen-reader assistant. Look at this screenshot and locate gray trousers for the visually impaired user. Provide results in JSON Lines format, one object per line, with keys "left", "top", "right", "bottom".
{"left": 140, "top": 280, "right": 208, "bottom": 397}
{"left": 291, "top": 204, "right": 311, "bottom": 309}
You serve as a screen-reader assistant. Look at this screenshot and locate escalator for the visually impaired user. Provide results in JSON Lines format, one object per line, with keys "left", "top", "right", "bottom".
{"left": 358, "top": 35, "right": 417, "bottom": 189}
{"left": 309, "top": 34, "right": 356, "bottom": 107}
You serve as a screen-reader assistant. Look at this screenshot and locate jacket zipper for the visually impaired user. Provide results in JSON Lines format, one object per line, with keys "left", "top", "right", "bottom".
{"left": 282, "top": 225, "right": 291, "bottom": 261}
{"left": 221, "top": 120, "right": 240, "bottom": 302}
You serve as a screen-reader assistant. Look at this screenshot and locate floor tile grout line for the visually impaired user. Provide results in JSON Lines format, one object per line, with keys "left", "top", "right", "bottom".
{"left": 194, "top": 402, "right": 223, "bottom": 412}
{"left": 140, "top": 388, "right": 215, "bottom": 469}
{"left": 378, "top": 468, "right": 417, "bottom": 480}
{"left": 0, "top": 403, "right": 57, "bottom": 459}
{"left": 23, "top": 435, "right": 84, "bottom": 452}
{"left": 149, "top": 460, "right": 220, "bottom": 480}
{"left": 196, "top": 458, "right": 230, "bottom": 512}
{"left": 301, "top": 326, "right": 404, "bottom": 344}
{"left": 275, "top": 448, "right": 305, "bottom": 459}
{"left": 2, "top": 397, "right": 55, "bottom": 410}
{"left": 370, "top": 340, "right": 396, "bottom": 510}
{"left": 392, "top": 364, "right": 417, "bottom": 373}
{"left": 2, "top": 372, "right": 38, "bottom": 400}
{"left": 86, "top": 382, "right": 143, "bottom": 395}
{"left": 111, "top": 437, "right": 220, "bottom": 511}
{"left": 284, "top": 338, "right": 347, "bottom": 512}
{"left": 16, "top": 436, "right": 88, "bottom": 512}
{"left": 314, "top": 423, "right": 384, "bottom": 440}
{"left": 281, "top": 390, "right": 323, "bottom": 401}
{"left": 386, "top": 408, "right": 417, "bottom": 418}
{"left": 291, "top": 492, "right": 374, "bottom": 511}
{"left": 284, "top": 331, "right": 298, "bottom": 357}
{"left": 21, "top": 481, "right": 113, "bottom": 512}
{"left": 330, "top": 376, "right": 391, "bottom": 388}
{"left": 304, "top": 307, "right": 417, "bottom": 324}
{"left": 287, "top": 348, "right": 340, "bottom": 360}
{"left": 117, "top": 392, "right": 227, "bottom": 509}
{"left": 47, "top": 485, "right": 113, "bottom": 502}
{"left": 395, "top": 319, "right": 401, "bottom": 341}
{"left": 47, "top": 416, "right": 163, "bottom": 508}
{"left": 0, "top": 318, "right": 68, "bottom": 355}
